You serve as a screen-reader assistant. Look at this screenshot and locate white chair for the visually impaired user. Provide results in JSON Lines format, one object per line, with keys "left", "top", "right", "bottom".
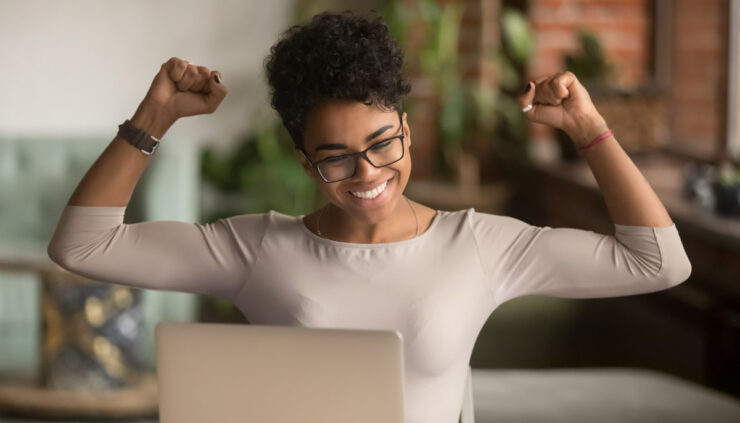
{"left": 460, "top": 365, "right": 475, "bottom": 423}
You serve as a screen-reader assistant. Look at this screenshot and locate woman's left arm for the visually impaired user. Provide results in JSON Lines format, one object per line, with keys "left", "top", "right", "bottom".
{"left": 519, "top": 72, "right": 673, "bottom": 227}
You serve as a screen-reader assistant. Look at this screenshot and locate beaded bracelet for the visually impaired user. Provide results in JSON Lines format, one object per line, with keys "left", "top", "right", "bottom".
{"left": 577, "top": 129, "right": 613, "bottom": 155}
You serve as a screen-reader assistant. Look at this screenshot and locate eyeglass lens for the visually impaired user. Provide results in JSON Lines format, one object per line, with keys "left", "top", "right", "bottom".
{"left": 318, "top": 137, "right": 404, "bottom": 182}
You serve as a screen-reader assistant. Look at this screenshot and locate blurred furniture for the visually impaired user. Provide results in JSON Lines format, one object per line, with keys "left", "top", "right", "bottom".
{"left": 471, "top": 367, "right": 740, "bottom": 423}
{"left": 0, "top": 372, "right": 157, "bottom": 420}
{"left": 0, "top": 136, "right": 202, "bottom": 378}
{"left": 2, "top": 367, "right": 737, "bottom": 422}
{"left": 505, "top": 152, "right": 740, "bottom": 397}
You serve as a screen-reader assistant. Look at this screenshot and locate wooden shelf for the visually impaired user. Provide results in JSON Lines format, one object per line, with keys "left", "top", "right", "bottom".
{"left": 0, "top": 373, "right": 158, "bottom": 419}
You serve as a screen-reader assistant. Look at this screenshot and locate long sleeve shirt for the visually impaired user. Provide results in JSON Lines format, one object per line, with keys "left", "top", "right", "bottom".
{"left": 47, "top": 205, "right": 692, "bottom": 423}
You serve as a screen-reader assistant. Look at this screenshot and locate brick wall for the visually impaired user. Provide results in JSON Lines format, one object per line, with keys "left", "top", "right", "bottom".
{"left": 527, "top": 0, "right": 651, "bottom": 87}
{"left": 525, "top": 0, "right": 730, "bottom": 158}
{"left": 524, "top": 0, "right": 652, "bottom": 143}
{"left": 670, "top": 0, "right": 729, "bottom": 158}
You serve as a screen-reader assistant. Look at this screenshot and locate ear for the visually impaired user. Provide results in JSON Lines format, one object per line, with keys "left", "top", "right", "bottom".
{"left": 295, "top": 149, "right": 315, "bottom": 179}
{"left": 402, "top": 112, "right": 411, "bottom": 148}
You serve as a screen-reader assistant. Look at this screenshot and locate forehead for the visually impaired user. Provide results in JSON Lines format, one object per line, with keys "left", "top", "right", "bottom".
{"left": 302, "top": 99, "right": 398, "bottom": 149}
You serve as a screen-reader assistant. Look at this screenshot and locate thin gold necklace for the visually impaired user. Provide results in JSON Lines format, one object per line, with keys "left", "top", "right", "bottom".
{"left": 316, "top": 196, "right": 419, "bottom": 240}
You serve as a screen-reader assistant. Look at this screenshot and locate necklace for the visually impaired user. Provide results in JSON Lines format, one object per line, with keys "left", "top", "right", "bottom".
{"left": 316, "top": 196, "right": 419, "bottom": 240}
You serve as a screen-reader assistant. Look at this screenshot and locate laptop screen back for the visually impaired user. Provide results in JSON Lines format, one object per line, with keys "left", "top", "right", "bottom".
{"left": 155, "top": 322, "right": 405, "bottom": 423}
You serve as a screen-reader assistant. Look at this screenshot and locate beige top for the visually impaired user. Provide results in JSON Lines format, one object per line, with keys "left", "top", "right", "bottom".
{"left": 47, "top": 205, "right": 692, "bottom": 423}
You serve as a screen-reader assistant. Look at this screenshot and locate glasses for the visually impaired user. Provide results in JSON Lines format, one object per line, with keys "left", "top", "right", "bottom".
{"left": 303, "top": 113, "right": 405, "bottom": 183}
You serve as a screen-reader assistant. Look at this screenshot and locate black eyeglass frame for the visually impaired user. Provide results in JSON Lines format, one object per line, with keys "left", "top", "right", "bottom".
{"left": 301, "top": 111, "right": 406, "bottom": 183}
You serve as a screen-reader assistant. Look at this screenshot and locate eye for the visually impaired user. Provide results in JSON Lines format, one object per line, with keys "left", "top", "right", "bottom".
{"left": 370, "top": 139, "right": 393, "bottom": 150}
{"left": 323, "top": 155, "right": 346, "bottom": 163}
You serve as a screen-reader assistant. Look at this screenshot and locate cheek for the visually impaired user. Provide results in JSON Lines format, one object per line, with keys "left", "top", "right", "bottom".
{"left": 399, "top": 152, "right": 412, "bottom": 177}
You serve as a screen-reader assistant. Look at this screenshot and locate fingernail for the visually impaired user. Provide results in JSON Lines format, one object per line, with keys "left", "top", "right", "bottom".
{"left": 524, "top": 82, "right": 532, "bottom": 93}
{"left": 215, "top": 74, "right": 221, "bottom": 84}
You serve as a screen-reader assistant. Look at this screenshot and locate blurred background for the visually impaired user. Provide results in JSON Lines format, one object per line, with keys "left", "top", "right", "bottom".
{"left": 0, "top": 0, "right": 738, "bottom": 421}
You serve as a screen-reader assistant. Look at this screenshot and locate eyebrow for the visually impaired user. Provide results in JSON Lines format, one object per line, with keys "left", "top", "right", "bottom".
{"left": 314, "top": 124, "right": 395, "bottom": 152}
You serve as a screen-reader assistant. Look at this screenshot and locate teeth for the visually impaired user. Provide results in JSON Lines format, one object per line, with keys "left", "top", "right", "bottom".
{"left": 350, "top": 181, "right": 388, "bottom": 199}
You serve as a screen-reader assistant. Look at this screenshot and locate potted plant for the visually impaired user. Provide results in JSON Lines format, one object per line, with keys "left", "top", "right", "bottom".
{"left": 384, "top": 0, "right": 534, "bottom": 184}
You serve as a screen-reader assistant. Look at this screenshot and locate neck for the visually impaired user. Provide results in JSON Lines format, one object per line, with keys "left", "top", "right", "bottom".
{"left": 317, "top": 197, "right": 418, "bottom": 243}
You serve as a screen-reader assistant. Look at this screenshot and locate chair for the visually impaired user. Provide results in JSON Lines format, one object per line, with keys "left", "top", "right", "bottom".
{"left": 460, "top": 365, "right": 475, "bottom": 423}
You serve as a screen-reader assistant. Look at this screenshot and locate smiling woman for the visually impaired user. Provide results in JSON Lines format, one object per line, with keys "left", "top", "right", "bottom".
{"left": 48, "top": 9, "right": 692, "bottom": 423}
{"left": 263, "top": 12, "right": 429, "bottom": 244}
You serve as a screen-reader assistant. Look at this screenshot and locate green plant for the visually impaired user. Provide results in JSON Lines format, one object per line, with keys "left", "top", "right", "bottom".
{"left": 383, "top": 0, "right": 535, "bottom": 178}
{"left": 564, "top": 30, "right": 612, "bottom": 87}
{"left": 200, "top": 113, "right": 321, "bottom": 223}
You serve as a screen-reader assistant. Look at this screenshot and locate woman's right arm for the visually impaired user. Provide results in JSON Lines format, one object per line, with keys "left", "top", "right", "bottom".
{"left": 68, "top": 57, "right": 225, "bottom": 207}
{"left": 46, "top": 58, "right": 263, "bottom": 302}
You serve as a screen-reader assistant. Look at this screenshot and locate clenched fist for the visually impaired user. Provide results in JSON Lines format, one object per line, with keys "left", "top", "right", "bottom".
{"left": 518, "top": 71, "right": 608, "bottom": 147}
{"left": 130, "top": 57, "right": 228, "bottom": 139}
{"left": 142, "top": 57, "right": 227, "bottom": 120}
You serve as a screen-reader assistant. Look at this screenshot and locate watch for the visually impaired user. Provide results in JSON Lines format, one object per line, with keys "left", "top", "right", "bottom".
{"left": 117, "top": 119, "right": 160, "bottom": 156}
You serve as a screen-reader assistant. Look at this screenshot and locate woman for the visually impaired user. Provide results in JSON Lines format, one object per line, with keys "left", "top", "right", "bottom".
{"left": 48, "top": 11, "right": 691, "bottom": 423}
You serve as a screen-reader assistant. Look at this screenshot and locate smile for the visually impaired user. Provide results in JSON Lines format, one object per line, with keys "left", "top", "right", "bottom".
{"left": 349, "top": 180, "right": 389, "bottom": 199}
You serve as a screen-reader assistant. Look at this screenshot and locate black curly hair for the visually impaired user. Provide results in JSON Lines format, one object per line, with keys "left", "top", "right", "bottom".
{"left": 264, "top": 10, "right": 412, "bottom": 151}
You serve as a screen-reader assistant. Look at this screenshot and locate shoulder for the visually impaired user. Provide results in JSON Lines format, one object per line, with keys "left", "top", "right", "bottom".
{"left": 462, "top": 209, "right": 546, "bottom": 243}
{"left": 219, "top": 212, "right": 270, "bottom": 227}
{"left": 466, "top": 209, "right": 531, "bottom": 228}
{"left": 214, "top": 212, "right": 274, "bottom": 240}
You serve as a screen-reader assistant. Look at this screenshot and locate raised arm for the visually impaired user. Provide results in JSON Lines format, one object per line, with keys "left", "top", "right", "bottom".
{"left": 67, "top": 57, "right": 225, "bottom": 207}
{"left": 47, "top": 58, "right": 253, "bottom": 300}
{"left": 472, "top": 72, "right": 692, "bottom": 305}
{"left": 519, "top": 72, "right": 673, "bottom": 227}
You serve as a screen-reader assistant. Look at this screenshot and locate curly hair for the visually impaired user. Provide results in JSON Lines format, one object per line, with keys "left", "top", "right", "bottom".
{"left": 264, "top": 11, "right": 412, "bottom": 150}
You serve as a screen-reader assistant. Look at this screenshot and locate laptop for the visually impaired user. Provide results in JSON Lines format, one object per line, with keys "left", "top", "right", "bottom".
{"left": 155, "top": 322, "right": 405, "bottom": 423}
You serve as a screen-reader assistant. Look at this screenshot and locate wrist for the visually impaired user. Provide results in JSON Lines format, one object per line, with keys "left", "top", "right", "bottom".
{"left": 130, "top": 102, "right": 176, "bottom": 139}
{"left": 568, "top": 115, "right": 609, "bottom": 148}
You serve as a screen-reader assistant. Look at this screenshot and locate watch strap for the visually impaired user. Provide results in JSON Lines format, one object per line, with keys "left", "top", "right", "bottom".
{"left": 117, "top": 119, "right": 160, "bottom": 156}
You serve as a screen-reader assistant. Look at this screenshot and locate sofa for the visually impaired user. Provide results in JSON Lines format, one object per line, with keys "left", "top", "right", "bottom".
{"left": 0, "top": 135, "right": 202, "bottom": 376}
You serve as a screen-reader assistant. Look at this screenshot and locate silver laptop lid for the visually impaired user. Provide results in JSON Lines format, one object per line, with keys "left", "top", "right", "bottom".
{"left": 155, "top": 322, "right": 405, "bottom": 423}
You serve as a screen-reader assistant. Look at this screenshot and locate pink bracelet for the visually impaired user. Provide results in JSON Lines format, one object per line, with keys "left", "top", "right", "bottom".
{"left": 577, "top": 129, "right": 613, "bottom": 155}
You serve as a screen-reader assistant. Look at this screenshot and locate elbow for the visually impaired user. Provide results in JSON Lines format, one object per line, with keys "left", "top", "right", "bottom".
{"left": 47, "top": 239, "right": 67, "bottom": 269}
{"left": 47, "top": 237, "right": 76, "bottom": 272}
{"left": 657, "top": 253, "right": 692, "bottom": 290}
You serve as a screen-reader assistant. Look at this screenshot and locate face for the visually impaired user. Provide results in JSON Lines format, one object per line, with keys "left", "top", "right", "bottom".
{"left": 298, "top": 99, "right": 412, "bottom": 225}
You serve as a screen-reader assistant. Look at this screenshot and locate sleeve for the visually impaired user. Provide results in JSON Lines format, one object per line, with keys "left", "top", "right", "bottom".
{"left": 47, "top": 205, "right": 267, "bottom": 302}
{"left": 468, "top": 210, "right": 692, "bottom": 305}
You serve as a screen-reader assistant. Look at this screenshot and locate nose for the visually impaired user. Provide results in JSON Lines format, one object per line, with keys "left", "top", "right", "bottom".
{"left": 352, "top": 154, "right": 381, "bottom": 179}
